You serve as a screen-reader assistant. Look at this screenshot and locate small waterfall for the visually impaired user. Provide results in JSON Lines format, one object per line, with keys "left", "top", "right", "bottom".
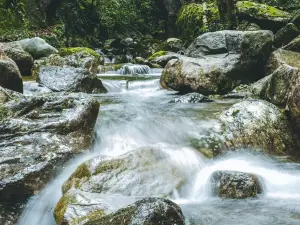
{"left": 118, "top": 64, "right": 151, "bottom": 75}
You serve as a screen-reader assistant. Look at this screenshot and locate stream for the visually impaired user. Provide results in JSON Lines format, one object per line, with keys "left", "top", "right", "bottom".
{"left": 18, "top": 68, "right": 300, "bottom": 225}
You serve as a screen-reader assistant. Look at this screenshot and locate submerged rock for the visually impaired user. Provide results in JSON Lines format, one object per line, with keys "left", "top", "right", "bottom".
{"left": 212, "top": 171, "right": 262, "bottom": 199}
{"left": 37, "top": 66, "right": 107, "bottom": 93}
{"left": 169, "top": 93, "right": 213, "bottom": 103}
{"left": 18, "top": 37, "right": 58, "bottom": 59}
{"left": 219, "top": 99, "right": 297, "bottom": 155}
{"left": 161, "top": 30, "right": 273, "bottom": 95}
{"left": 0, "top": 56, "right": 23, "bottom": 93}
{"left": 3, "top": 42, "right": 34, "bottom": 76}
{"left": 236, "top": 1, "right": 292, "bottom": 32}
{"left": 0, "top": 87, "right": 99, "bottom": 204}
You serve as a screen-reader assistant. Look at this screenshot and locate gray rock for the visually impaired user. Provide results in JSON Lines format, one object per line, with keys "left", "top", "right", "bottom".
{"left": 250, "top": 75, "right": 272, "bottom": 96}
{"left": 18, "top": 37, "right": 58, "bottom": 59}
{"left": 166, "top": 38, "right": 183, "bottom": 52}
{"left": 150, "top": 52, "right": 181, "bottom": 67}
{"left": 37, "top": 66, "right": 107, "bottom": 93}
{"left": 274, "top": 23, "right": 300, "bottom": 48}
{"left": 161, "top": 30, "right": 273, "bottom": 95}
{"left": 3, "top": 42, "right": 34, "bottom": 76}
{"left": 219, "top": 99, "right": 297, "bottom": 155}
{"left": 212, "top": 171, "right": 262, "bottom": 199}
{"left": 261, "top": 64, "right": 300, "bottom": 106}
{"left": 169, "top": 93, "right": 213, "bottom": 103}
{"left": 0, "top": 87, "right": 100, "bottom": 204}
{"left": 62, "top": 147, "right": 186, "bottom": 196}
{"left": 288, "top": 86, "right": 300, "bottom": 129}
{"left": 0, "top": 56, "right": 23, "bottom": 93}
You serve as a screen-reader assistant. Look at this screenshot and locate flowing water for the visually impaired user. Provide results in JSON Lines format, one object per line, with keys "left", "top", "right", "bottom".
{"left": 18, "top": 71, "right": 300, "bottom": 225}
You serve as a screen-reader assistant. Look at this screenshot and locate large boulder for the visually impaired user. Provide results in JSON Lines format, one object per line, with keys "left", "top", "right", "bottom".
{"left": 0, "top": 56, "right": 23, "bottom": 93}
{"left": 54, "top": 190, "right": 185, "bottom": 225}
{"left": 218, "top": 99, "right": 297, "bottom": 155}
{"left": 283, "top": 36, "right": 300, "bottom": 52}
{"left": 161, "top": 30, "right": 273, "bottom": 95}
{"left": 274, "top": 23, "right": 300, "bottom": 48}
{"left": 62, "top": 147, "right": 187, "bottom": 196}
{"left": 265, "top": 48, "right": 300, "bottom": 75}
{"left": 0, "top": 87, "right": 100, "bottom": 224}
{"left": 18, "top": 37, "right": 58, "bottom": 59}
{"left": 261, "top": 64, "right": 300, "bottom": 107}
{"left": 37, "top": 66, "right": 107, "bottom": 93}
{"left": 3, "top": 42, "right": 34, "bottom": 76}
{"left": 212, "top": 171, "right": 262, "bottom": 199}
{"left": 236, "top": 1, "right": 292, "bottom": 32}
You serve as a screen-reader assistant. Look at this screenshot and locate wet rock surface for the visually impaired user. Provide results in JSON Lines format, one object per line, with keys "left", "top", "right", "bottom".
{"left": 161, "top": 30, "right": 273, "bottom": 95}
{"left": 218, "top": 99, "right": 298, "bottom": 155}
{"left": 0, "top": 56, "right": 23, "bottom": 93}
{"left": 0, "top": 87, "right": 100, "bottom": 206}
{"left": 169, "top": 93, "right": 213, "bottom": 103}
{"left": 212, "top": 171, "right": 262, "bottom": 199}
{"left": 37, "top": 66, "right": 107, "bottom": 93}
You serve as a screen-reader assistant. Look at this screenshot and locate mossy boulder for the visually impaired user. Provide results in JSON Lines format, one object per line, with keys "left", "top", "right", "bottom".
{"left": 283, "top": 36, "right": 300, "bottom": 52}
{"left": 265, "top": 48, "right": 300, "bottom": 75}
{"left": 3, "top": 41, "right": 34, "bottom": 76}
{"left": 0, "top": 56, "right": 23, "bottom": 93}
{"left": 62, "top": 147, "right": 187, "bottom": 196}
{"left": 148, "top": 51, "right": 168, "bottom": 61}
{"left": 236, "top": 1, "right": 292, "bottom": 32}
{"left": 212, "top": 171, "right": 262, "bottom": 199}
{"left": 176, "top": 3, "right": 220, "bottom": 41}
{"left": 218, "top": 99, "right": 298, "bottom": 155}
{"left": 289, "top": 86, "right": 300, "bottom": 129}
{"left": 274, "top": 23, "right": 300, "bottom": 48}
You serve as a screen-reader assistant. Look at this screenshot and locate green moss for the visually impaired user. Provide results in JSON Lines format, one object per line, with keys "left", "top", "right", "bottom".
{"left": 62, "top": 163, "right": 91, "bottom": 193}
{"left": 148, "top": 51, "right": 167, "bottom": 61}
{"left": 54, "top": 194, "right": 76, "bottom": 225}
{"left": 71, "top": 209, "right": 106, "bottom": 225}
{"left": 95, "top": 159, "right": 125, "bottom": 175}
{"left": 0, "top": 105, "right": 9, "bottom": 121}
{"left": 59, "top": 47, "right": 99, "bottom": 58}
{"left": 237, "top": 1, "right": 291, "bottom": 18}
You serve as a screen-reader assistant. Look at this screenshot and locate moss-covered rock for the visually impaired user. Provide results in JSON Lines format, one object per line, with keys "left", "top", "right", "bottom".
{"left": 0, "top": 56, "right": 23, "bottom": 93}
{"left": 289, "top": 86, "right": 300, "bottom": 130}
{"left": 274, "top": 23, "right": 300, "bottom": 48}
{"left": 148, "top": 51, "right": 168, "bottom": 61}
{"left": 283, "top": 36, "right": 300, "bottom": 52}
{"left": 236, "top": 1, "right": 292, "bottom": 31}
{"left": 59, "top": 47, "right": 99, "bottom": 58}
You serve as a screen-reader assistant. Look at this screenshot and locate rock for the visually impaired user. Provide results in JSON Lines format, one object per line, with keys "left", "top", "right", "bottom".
{"left": 250, "top": 75, "right": 272, "bottom": 96}
{"left": 84, "top": 198, "right": 185, "bottom": 225}
{"left": 219, "top": 99, "right": 297, "bottom": 155}
{"left": 0, "top": 87, "right": 100, "bottom": 204}
{"left": 0, "top": 56, "right": 23, "bottom": 93}
{"left": 149, "top": 51, "right": 181, "bottom": 67}
{"left": 289, "top": 86, "right": 300, "bottom": 129}
{"left": 3, "top": 42, "right": 34, "bottom": 76}
{"left": 169, "top": 93, "right": 213, "bottom": 103}
{"left": 54, "top": 190, "right": 185, "bottom": 225}
{"left": 114, "top": 55, "right": 130, "bottom": 64}
{"left": 37, "top": 66, "right": 107, "bottom": 93}
{"left": 274, "top": 23, "right": 300, "bottom": 48}
{"left": 283, "top": 36, "right": 300, "bottom": 52}
{"left": 237, "top": 21, "right": 261, "bottom": 31}
{"left": 223, "top": 84, "right": 253, "bottom": 99}
{"left": 18, "top": 37, "right": 58, "bottom": 59}
{"left": 236, "top": 1, "right": 292, "bottom": 32}
{"left": 166, "top": 38, "right": 183, "bottom": 52}
{"left": 62, "top": 147, "right": 186, "bottom": 196}
{"left": 265, "top": 49, "right": 300, "bottom": 75}
{"left": 261, "top": 64, "right": 300, "bottom": 106}
{"left": 38, "top": 47, "right": 103, "bottom": 74}
{"left": 212, "top": 171, "right": 262, "bottom": 199}
{"left": 161, "top": 30, "right": 273, "bottom": 95}
{"left": 23, "top": 81, "right": 52, "bottom": 96}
